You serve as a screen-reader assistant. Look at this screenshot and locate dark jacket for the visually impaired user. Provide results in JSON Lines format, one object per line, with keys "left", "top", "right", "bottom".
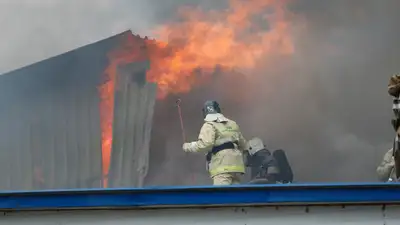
{"left": 246, "top": 149, "right": 279, "bottom": 182}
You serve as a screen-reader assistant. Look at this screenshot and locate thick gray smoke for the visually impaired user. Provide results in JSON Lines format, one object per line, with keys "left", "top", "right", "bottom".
{"left": 146, "top": 0, "right": 400, "bottom": 184}
{"left": 267, "top": 0, "right": 400, "bottom": 182}
{"left": 1, "top": 0, "right": 399, "bottom": 185}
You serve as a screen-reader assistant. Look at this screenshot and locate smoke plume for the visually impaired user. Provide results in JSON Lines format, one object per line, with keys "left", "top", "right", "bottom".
{"left": 146, "top": 0, "right": 400, "bottom": 184}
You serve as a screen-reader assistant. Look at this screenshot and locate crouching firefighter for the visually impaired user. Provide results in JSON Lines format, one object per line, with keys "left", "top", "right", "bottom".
{"left": 245, "top": 137, "right": 280, "bottom": 184}
{"left": 182, "top": 100, "right": 247, "bottom": 185}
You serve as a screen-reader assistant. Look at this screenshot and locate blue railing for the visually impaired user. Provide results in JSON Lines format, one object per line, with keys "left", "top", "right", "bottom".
{"left": 0, "top": 183, "right": 400, "bottom": 210}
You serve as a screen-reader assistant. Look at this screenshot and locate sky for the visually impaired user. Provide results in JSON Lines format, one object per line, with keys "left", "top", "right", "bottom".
{"left": 0, "top": 0, "right": 399, "bottom": 185}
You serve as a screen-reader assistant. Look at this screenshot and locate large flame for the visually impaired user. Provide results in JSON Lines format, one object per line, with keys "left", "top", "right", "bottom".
{"left": 98, "top": 36, "right": 146, "bottom": 187}
{"left": 148, "top": 0, "right": 294, "bottom": 98}
{"left": 98, "top": 0, "right": 295, "bottom": 187}
{"left": 98, "top": 71, "right": 113, "bottom": 188}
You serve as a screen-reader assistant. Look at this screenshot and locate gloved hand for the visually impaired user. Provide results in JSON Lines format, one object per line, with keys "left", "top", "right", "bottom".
{"left": 182, "top": 143, "right": 192, "bottom": 152}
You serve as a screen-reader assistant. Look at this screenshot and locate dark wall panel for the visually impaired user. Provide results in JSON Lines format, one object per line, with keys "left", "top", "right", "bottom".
{"left": 0, "top": 75, "right": 104, "bottom": 190}
{"left": 0, "top": 31, "right": 140, "bottom": 191}
{"left": 108, "top": 61, "right": 157, "bottom": 188}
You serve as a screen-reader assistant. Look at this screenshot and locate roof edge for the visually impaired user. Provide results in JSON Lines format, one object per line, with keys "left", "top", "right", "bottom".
{"left": 0, "top": 30, "right": 135, "bottom": 76}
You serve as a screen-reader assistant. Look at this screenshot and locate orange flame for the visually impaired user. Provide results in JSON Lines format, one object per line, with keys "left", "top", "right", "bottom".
{"left": 98, "top": 0, "right": 295, "bottom": 187}
{"left": 98, "top": 71, "right": 113, "bottom": 188}
{"left": 148, "top": 0, "right": 295, "bottom": 98}
{"left": 98, "top": 35, "right": 146, "bottom": 187}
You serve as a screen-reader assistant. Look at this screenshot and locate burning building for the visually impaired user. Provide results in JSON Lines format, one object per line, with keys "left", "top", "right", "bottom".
{"left": 0, "top": 0, "right": 297, "bottom": 190}
{"left": 0, "top": 30, "right": 255, "bottom": 191}
{"left": 0, "top": 30, "right": 158, "bottom": 190}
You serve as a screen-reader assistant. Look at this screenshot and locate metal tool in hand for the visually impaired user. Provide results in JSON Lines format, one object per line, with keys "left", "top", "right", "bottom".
{"left": 176, "top": 99, "right": 186, "bottom": 143}
{"left": 176, "top": 99, "right": 197, "bottom": 184}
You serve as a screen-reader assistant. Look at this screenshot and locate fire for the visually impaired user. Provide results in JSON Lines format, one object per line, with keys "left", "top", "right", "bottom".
{"left": 148, "top": 0, "right": 295, "bottom": 98}
{"left": 98, "top": 0, "right": 295, "bottom": 187}
{"left": 98, "top": 35, "right": 146, "bottom": 187}
{"left": 98, "top": 77, "right": 113, "bottom": 188}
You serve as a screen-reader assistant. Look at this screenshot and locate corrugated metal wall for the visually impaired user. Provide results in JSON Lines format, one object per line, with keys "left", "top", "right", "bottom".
{"left": 1, "top": 205, "right": 400, "bottom": 225}
{"left": 108, "top": 61, "right": 157, "bottom": 188}
{"left": 0, "top": 32, "right": 139, "bottom": 191}
{"left": 0, "top": 64, "right": 105, "bottom": 191}
{"left": 0, "top": 31, "right": 158, "bottom": 191}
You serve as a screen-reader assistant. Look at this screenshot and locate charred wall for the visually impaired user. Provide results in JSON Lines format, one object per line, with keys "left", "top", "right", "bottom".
{"left": 108, "top": 61, "right": 157, "bottom": 188}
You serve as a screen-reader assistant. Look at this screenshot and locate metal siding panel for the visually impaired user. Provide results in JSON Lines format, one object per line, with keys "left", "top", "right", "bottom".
{"left": 50, "top": 83, "right": 103, "bottom": 190}
{"left": 0, "top": 112, "right": 8, "bottom": 190}
{"left": 70, "top": 83, "right": 102, "bottom": 189}
{"left": 0, "top": 33, "right": 131, "bottom": 191}
{"left": 13, "top": 98, "right": 33, "bottom": 190}
{"left": 12, "top": 105, "right": 22, "bottom": 190}
{"left": 108, "top": 72, "right": 128, "bottom": 187}
{"left": 87, "top": 87, "right": 103, "bottom": 188}
{"left": 108, "top": 61, "right": 156, "bottom": 188}
{"left": 19, "top": 96, "right": 33, "bottom": 190}
{"left": 133, "top": 79, "right": 157, "bottom": 187}
{"left": 119, "top": 72, "right": 134, "bottom": 186}
{"left": 46, "top": 93, "right": 57, "bottom": 189}
{"left": 76, "top": 87, "right": 91, "bottom": 188}
{"left": 0, "top": 94, "right": 33, "bottom": 190}
{"left": 122, "top": 78, "right": 134, "bottom": 186}
{"left": 35, "top": 91, "right": 51, "bottom": 190}
{"left": 8, "top": 106, "right": 17, "bottom": 190}
{"left": 57, "top": 89, "right": 70, "bottom": 189}
{"left": 140, "top": 82, "right": 157, "bottom": 186}
{"left": 68, "top": 85, "right": 80, "bottom": 188}
{"left": 126, "top": 79, "right": 141, "bottom": 186}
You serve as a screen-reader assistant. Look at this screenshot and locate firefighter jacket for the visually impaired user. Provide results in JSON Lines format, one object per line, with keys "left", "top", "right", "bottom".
{"left": 183, "top": 113, "right": 247, "bottom": 177}
{"left": 377, "top": 148, "right": 396, "bottom": 182}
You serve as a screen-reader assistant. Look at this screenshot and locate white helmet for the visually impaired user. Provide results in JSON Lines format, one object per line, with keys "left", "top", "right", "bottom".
{"left": 247, "top": 137, "right": 265, "bottom": 155}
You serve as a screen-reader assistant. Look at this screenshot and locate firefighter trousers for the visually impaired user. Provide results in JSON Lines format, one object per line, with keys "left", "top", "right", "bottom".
{"left": 212, "top": 172, "right": 242, "bottom": 185}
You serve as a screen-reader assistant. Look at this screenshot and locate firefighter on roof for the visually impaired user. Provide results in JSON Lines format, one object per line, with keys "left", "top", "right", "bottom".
{"left": 388, "top": 74, "right": 400, "bottom": 180}
{"left": 245, "top": 137, "right": 280, "bottom": 184}
{"left": 377, "top": 148, "right": 396, "bottom": 182}
{"left": 182, "top": 100, "right": 247, "bottom": 185}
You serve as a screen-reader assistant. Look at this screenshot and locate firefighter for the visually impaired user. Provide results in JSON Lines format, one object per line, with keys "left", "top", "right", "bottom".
{"left": 376, "top": 148, "right": 396, "bottom": 182}
{"left": 388, "top": 74, "right": 400, "bottom": 98}
{"left": 182, "top": 100, "right": 247, "bottom": 185}
{"left": 245, "top": 137, "right": 280, "bottom": 184}
{"left": 388, "top": 74, "right": 400, "bottom": 179}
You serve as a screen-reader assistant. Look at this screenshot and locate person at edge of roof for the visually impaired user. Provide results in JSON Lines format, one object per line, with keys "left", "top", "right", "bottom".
{"left": 244, "top": 137, "right": 280, "bottom": 184}
{"left": 377, "top": 148, "right": 397, "bottom": 182}
{"left": 182, "top": 100, "right": 247, "bottom": 185}
{"left": 387, "top": 74, "right": 400, "bottom": 181}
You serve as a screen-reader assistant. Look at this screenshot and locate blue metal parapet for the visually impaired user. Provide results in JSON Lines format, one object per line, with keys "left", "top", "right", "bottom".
{"left": 0, "top": 183, "right": 400, "bottom": 211}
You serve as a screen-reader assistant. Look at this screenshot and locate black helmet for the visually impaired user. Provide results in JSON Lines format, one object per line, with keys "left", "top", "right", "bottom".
{"left": 202, "top": 100, "right": 221, "bottom": 118}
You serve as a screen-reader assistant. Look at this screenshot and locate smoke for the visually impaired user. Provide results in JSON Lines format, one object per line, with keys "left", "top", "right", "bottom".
{"left": 0, "top": 0, "right": 156, "bottom": 73}
{"left": 276, "top": 0, "right": 400, "bottom": 181}
{"left": 0, "top": 0, "right": 399, "bottom": 184}
{"left": 147, "top": 0, "right": 400, "bottom": 184}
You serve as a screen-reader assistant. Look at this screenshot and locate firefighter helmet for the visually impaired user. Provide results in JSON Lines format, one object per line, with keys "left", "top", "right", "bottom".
{"left": 202, "top": 100, "right": 221, "bottom": 118}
